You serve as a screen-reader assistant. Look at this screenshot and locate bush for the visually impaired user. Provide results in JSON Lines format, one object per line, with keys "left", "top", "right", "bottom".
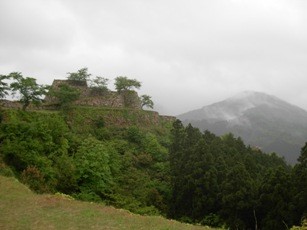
{"left": 0, "top": 162, "right": 14, "bottom": 177}
{"left": 20, "top": 166, "right": 50, "bottom": 193}
{"left": 54, "top": 154, "right": 78, "bottom": 194}
{"left": 200, "top": 213, "right": 224, "bottom": 228}
{"left": 74, "top": 137, "right": 118, "bottom": 198}
{"left": 73, "top": 190, "right": 103, "bottom": 202}
{"left": 290, "top": 219, "right": 307, "bottom": 230}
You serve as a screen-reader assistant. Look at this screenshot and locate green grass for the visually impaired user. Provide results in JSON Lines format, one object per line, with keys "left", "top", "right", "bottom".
{"left": 0, "top": 176, "right": 214, "bottom": 230}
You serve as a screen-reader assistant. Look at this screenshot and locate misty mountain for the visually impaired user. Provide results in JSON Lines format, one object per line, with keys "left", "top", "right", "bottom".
{"left": 177, "top": 91, "right": 307, "bottom": 164}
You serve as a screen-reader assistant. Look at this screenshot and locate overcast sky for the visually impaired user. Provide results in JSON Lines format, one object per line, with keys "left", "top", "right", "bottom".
{"left": 1, "top": 0, "right": 307, "bottom": 115}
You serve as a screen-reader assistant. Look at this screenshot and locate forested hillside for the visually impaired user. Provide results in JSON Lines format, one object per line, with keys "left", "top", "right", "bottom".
{"left": 0, "top": 108, "right": 306, "bottom": 229}
{"left": 0, "top": 107, "right": 173, "bottom": 215}
{"left": 178, "top": 91, "right": 307, "bottom": 164}
{"left": 169, "top": 120, "right": 306, "bottom": 229}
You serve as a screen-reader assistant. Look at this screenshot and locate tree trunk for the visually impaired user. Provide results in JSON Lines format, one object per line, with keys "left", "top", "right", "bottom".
{"left": 253, "top": 209, "right": 258, "bottom": 230}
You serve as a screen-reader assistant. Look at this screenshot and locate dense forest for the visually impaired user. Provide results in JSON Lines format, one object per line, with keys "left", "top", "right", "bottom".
{"left": 0, "top": 70, "right": 306, "bottom": 229}
{"left": 0, "top": 109, "right": 306, "bottom": 229}
{"left": 169, "top": 120, "right": 306, "bottom": 229}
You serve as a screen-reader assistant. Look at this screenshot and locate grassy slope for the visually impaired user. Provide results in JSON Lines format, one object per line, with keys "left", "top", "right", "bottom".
{"left": 0, "top": 177, "right": 215, "bottom": 230}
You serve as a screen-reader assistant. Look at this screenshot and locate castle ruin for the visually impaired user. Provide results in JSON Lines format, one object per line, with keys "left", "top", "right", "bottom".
{"left": 45, "top": 79, "right": 142, "bottom": 109}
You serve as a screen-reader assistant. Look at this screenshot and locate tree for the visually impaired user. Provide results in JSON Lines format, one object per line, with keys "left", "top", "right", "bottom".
{"left": 74, "top": 137, "right": 116, "bottom": 201}
{"left": 90, "top": 76, "right": 109, "bottom": 89}
{"left": 220, "top": 164, "right": 256, "bottom": 229}
{"left": 140, "top": 95, "right": 154, "bottom": 109}
{"left": 292, "top": 143, "right": 307, "bottom": 225}
{"left": 258, "top": 166, "right": 293, "bottom": 229}
{"left": 0, "top": 113, "right": 70, "bottom": 192}
{"left": 90, "top": 76, "right": 109, "bottom": 95}
{"left": 67, "top": 67, "right": 91, "bottom": 81}
{"left": 48, "top": 84, "right": 80, "bottom": 109}
{"left": 9, "top": 72, "right": 49, "bottom": 110}
{"left": 114, "top": 76, "right": 141, "bottom": 92}
{"left": 0, "top": 74, "right": 10, "bottom": 99}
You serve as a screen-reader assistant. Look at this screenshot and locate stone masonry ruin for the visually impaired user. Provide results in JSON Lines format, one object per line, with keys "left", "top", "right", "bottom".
{"left": 45, "top": 79, "right": 142, "bottom": 109}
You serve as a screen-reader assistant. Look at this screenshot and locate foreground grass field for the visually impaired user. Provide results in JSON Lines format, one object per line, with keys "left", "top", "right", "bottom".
{"left": 0, "top": 176, "right": 214, "bottom": 230}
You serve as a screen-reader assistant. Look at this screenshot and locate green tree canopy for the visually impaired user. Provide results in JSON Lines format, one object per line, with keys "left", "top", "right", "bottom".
{"left": 114, "top": 76, "right": 141, "bottom": 92}
{"left": 48, "top": 84, "right": 80, "bottom": 109}
{"left": 90, "top": 76, "right": 109, "bottom": 89}
{"left": 292, "top": 143, "right": 307, "bottom": 224}
{"left": 0, "top": 74, "right": 10, "bottom": 99}
{"left": 74, "top": 137, "right": 117, "bottom": 201}
{"left": 67, "top": 67, "right": 91, "bottom": 82}
{"left": 90, "top": 76, "right": 109, "bottom": 94}
{"left": 9, "top": 72, "right": 49, "bottom": 110}
{"left": 140, "top": 95, "right": 154, "bottom": 109}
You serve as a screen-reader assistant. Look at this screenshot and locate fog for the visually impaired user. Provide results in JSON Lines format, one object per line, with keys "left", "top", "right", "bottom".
{"left": 1, "top": 0, "right": 307, "bottom": 115}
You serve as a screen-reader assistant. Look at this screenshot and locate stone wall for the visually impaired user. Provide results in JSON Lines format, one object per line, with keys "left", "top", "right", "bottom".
{"left": 45, "top": 79, "right": 141, "bottom": 109}
{"left": 160, "top": 115, "right": 176, "bottom": 123}
{"left": 0, "top": 100, "right": 45, "bottom": 110}
{"left": 0, "top": 100, "right": 22, "bottom": 109}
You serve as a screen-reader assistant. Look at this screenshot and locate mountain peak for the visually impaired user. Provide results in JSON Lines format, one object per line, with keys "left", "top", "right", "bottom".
{"left": 229, "top": 90, "right": 268, "bottom": 99}
{"left": 177, "top": 91, "right": 307, "bottom": 164}
{"left": 226, "top": 91, "right": 279, "bottom": 104}
{"left": 198, "top": 91, "right": 281, "bottom": 121}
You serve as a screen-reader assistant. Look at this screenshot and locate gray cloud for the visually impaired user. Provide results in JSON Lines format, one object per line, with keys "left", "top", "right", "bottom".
{"left": 1, "top": 0, "right": 307, "bottom": 115}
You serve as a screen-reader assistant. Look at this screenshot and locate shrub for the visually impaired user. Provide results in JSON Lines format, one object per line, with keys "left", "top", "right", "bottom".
{"left": 290, "top": 219, "right": 307, "bottom": 230}
{"left": 74, "top": 137, "right": 119, "bottom": 199}
{"left": 0, "top": 162, "right": 14, "bottom": 177}
{"left": 20, "top": 166, "right": 49, "bottom": 193}
{"left": 200, "top": 213, "right": 224, "bottom": 228}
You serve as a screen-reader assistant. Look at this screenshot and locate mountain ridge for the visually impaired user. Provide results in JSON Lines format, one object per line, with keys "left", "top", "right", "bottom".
{"left": 177, "top": 91, "right": 307, "bottom": 164}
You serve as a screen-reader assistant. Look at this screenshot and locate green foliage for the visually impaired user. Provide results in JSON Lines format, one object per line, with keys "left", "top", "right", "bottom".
{"left": 74, "top": 137, "right": 119, "bottom": 199}
{"left": 290, "top": 219, "right": 307, "bottom": 230}
{"left": 114, "top": 76, "right": 141, "bottom": 92}
{"left": 0, "top": 158, "right": 14, "bottom": 177}
{"left": 20, "top": 166, "right": 50, "bottom": 193}
{"left": 141, "top": 94, "right": 154, "bottom": 109}
{"left": 0, "top": 74, "right": 10, "bottom": 98}
{"left": 169, "top": 120, "right": 294, "bottom": 229}
{"left": 142, "top": 133, "right": 168, "bottom": 162}
{"left": 67, "top": 67, "right": 91, "bottom": 81}
{"left": 1, "top": 120, "right": 54, "bottom": 171}
{"left": 54, "top": 154, "right": 78, "bottom": 194}
{"left": 259, "top": 166, "right": 294, "bottom": 229}
{"left": 121, "top": 90, "right": 141, "bottom": 107}
{"left": 9, "top": 72, "right": 49, "bottom": 110}
{"left": 1, "top": 176, "right": 210, "bottom": 230}
{"left": 49, "top": 83, "right": 81, "bottom": 108}
{"left": 200, "top": 213, "right": 224, "bottom": 228}
{"left": 2, "top": 106, "right": 305, "bottom": 229}
{"left": 292, "top": 143, "right": 307, "bottom": 225}
{"left": 126, "top": 126, "right": 143, "bottom": 144}
{"left": 0, "top": 103, "right": 172, "bottom": 217}
{"left": 90, "top": 76, "right": 109, "bottom": 95}
{"left": 0, "top": 110, "right": 70, "bottom": 191}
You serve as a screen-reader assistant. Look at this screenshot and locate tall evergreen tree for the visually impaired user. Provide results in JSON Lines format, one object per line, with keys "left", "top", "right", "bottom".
{"left": 292, "top": 143, "right": 307, "bottom": 225}
{"left": 258, "top": 166, "right": 293, "bottom": 229}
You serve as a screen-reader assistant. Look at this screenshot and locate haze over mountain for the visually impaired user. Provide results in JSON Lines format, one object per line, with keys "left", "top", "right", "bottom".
{"left": 177, "top": 91, "right": 307, "bottom": 164}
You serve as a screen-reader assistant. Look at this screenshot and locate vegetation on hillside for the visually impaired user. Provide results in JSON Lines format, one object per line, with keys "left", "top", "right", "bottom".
{"left": 0, "top": 108, "right": 306, "bottom": 229}
{"left": 0, "top": 69, "right": 306, "bottom": 229}
{"left": 169, "top": 120, "right": 306, "bottom": 229}
{"left": 0, "top": 108, "right": 172, "bottom": 214}
{"left": 0, "top": 175, "right": 214, "bottom": 230}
